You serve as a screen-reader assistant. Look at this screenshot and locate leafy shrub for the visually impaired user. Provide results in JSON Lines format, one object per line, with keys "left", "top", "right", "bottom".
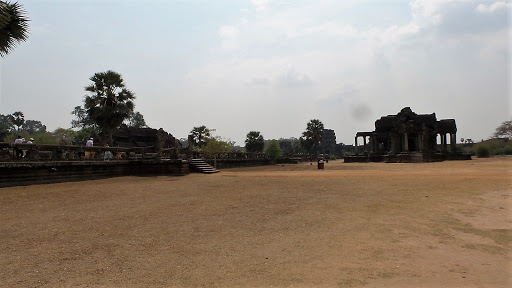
{"left": 265, "top": 139, "right": 283, "bottom": 161}
{"left": 471, "top": 138, "right": 512, "bottom": 156}
{"left": 476, "top": 145, "right": 490, "bottom": 158}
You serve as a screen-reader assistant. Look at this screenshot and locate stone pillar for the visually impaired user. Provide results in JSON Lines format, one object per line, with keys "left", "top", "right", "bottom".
{"left": 363, "top": 136, "right": 367, "bottom": 153}
{"left": 355, "top": 136, "right": 358, "bottom": 155}
{"left": 443, "top": 133, "right": 448, "bottom": 152}
{"left": 418, "top": 134, "right": 423, "bottom": 152}
{"left": 450, "top": 133, "right": 456, "bottom": 153}
{"left": 425, "top": 133, "right": 432, "bottom": 152}
{"left": 391, "top": 134, "right": 399, "bottom": 154}
{"left": 442, "top": 134, "right": 447, "bottom": 152}
{"left": 404, "top": 133, "right": 409, "bottom": 152}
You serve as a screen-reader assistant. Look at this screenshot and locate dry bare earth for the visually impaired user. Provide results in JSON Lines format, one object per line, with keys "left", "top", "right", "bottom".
{"left": 1, "top": 157, "right": 511, "bottom": 287}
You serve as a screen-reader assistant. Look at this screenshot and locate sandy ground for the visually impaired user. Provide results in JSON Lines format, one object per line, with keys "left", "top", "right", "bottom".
{"left": 0, "top": 157, "right": 511, "bottom": 288}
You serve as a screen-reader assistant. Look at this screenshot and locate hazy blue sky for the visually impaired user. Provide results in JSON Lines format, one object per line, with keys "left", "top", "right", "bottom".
{"left": 0, "top": 0, "right": 510, "bottom": 145}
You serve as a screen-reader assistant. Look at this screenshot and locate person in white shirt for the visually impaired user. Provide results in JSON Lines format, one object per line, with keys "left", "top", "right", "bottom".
{"left": 85, "top": 138, "right": 94, "bottom": 159}
{"left": 24, "top": 138, "right": 34, "bottom": 158}
{"left": 14, "top": 135, "right": 23, "bottom": 144}
{"left": 14, "top": 135, "right": 24, "bottom": 159}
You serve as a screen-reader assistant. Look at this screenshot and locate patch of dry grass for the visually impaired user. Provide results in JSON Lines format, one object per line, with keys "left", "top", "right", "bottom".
{"left": 0, "top": 157, "right": 511, "bottom": 287}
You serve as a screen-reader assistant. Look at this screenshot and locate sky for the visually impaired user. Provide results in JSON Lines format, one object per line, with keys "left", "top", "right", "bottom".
{"left": 0, "top": 0, "right": 510, "bottom": 145}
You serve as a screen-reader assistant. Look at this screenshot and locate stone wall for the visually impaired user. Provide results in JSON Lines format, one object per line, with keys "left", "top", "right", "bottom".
{"left": 202, "top": 158, "right": 271, "bottom": 169}
{"left": 0, "top": 160, "right": 189, "bottom": 188}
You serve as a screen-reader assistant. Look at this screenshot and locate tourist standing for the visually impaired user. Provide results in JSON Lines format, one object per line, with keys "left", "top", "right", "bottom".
{"left": 85, "top": 138, "right": 94, "bottom": 159}
{"left": 14, "top": 135, "right": 23, "bottom": 159}
{"left": 24, "top": 138, "right": 34, "bottom": 159}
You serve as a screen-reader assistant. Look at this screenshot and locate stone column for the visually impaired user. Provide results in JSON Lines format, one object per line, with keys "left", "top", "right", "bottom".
{"left": 391, "top": 134, "right": 399, "bottom": 154}
{"left": 441, "top": 133, "right": 447, "bottom": 152}
{"left": 355, "top": 136, "right": 358, "bottom": 155}
{"left": 363, "top": 136, "right": 367, "bottom": 153}
{"left": 418, "top": 134, "right": 423, "bottom": 152}
{"left": 450, "top": 133, "right": 456, "bottom": 153}
{"left": 425, "top": 133, "right": 432, "bottom": 152}
{"left": 404, "top": 133, "right": 409, "bottom": 152}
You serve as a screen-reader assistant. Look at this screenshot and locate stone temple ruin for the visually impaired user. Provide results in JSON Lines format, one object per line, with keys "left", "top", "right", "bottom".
{"left": 112, "top": 124, "right": 180, "bottom": 150}
{"left": 344, "top": 107, "right": 471, "bottom": 163}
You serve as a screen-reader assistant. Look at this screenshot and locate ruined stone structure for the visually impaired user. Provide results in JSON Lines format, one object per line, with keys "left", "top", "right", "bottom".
{"left": 112, "top": 125, "right": 180, "bottom": 153}
{"left": 345, "top": 107, "right": 471, "bottom": 163}
{"left": 318, "top": 129, "right": 337, "bottom": 156}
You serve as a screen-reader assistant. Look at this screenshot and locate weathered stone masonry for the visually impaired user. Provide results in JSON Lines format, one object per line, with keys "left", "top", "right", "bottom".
{"left": 345, "top": 107, "right": 471, "bottom": 163}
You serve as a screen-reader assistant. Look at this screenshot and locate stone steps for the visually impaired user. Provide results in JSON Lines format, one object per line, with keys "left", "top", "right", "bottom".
{"left": 189, "top": 159, "right": 219, "bottom": 174}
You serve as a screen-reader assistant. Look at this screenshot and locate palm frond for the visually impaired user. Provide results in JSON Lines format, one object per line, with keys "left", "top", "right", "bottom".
{"left": 0, "top": 1, "right": 30, "bottom": 57}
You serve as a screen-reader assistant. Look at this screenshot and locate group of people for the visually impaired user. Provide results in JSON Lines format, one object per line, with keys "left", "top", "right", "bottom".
{"left": 13, "top": 136, "right": 114, "bottom": 160}
{"left": 85, "top": 137, "right": 113, "bottom": 160}
{"left": 13, "top": 135, "right": 34, "bottom": 159}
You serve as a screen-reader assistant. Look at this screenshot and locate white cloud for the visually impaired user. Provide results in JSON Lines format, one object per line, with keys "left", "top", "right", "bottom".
{"left": 304, "top": 23, "right": 358, "bottom": 37}
{"left": 218, "top": 25, "right": 239, "bottom": 39}
{"left": 200, "top": 0, "right": 509, "bottom": 143}
{"left": 476, "top": 1, "right": 512, "bottom": 13}
{"left": 251, "top": 0, "right": 273, "bottom": 11}
{"left": 218, "top": 25, "right": 239, "bottom": 50}
{"left": 275, "top": 68, "right": 313, "bottom": 88}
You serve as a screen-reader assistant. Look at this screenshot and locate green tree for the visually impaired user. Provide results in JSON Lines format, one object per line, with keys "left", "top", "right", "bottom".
{"left": 203, "top": 136, "right": 233, "bottom": 168}
{"left": 52, "top": 128, "right": 76, "bottom": 145}
{"left": 21, "top": 119, "right": 46, "bottom": 134}
{"left": 83, "top": 70, "right": 135, "bottom": 145}
{"left": 203, "top": 137, "right": 232, "bottom": 157}
{"left": 291, "top": 138, "right": 305, "bottom": 154}
{"left": 126, "top": 111, "right": 147, "bottom": 128}
{"left": 0, "top": 1, "right": 29, "bottom": 57}
{"left": 72, "top": 127, "right": 98, "bottom": 146}
{"left": 190, "top": 125, "right": 212, "bottom": 148}
{"left": 0, "top": 121, "right": 10, "bottom": 141}
{"left": 71, "top": 105, "right": 97, "bottom": 130}
{"left": 32, "top": 133, "right": 58, "bottom": 145}
{"left": 11, "top": 111, "right": 24, "bottom": 131}
{"left": 493, "top": 120, "right": 512, "bottom": 139}
{"left": 265, "top": 139, "right": 283, "bottom": 162}
{"left": 245, "top": 131, "right": 264, "bottom": 153}
{"left": 70, "top": 106, "right": 99, "bottom": 145}
{"left": 300, "top": 119, "right": 324, "bottom": 156}
{"left": 0, "top": 113, "right": 14, "bottom": 141}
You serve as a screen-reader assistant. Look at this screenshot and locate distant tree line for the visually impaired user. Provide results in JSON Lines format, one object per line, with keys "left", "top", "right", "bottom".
{"left": 1, "top": 71, "right": 148, "bottom": 145}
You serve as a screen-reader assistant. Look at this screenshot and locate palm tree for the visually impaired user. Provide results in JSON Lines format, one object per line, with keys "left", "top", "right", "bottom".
{"left": 11, "top": 110, "right": 24, "bottom": 131}
{"left": 84, "top": 70, "right": 135, "bottom": 145}
{"left": 190, "top": 126, "right": 212, "bottom": 148}
{"left": 0, "top": 1, "right": 29, "bottom": 57}
{"left": 245, "top": 131, "right": 264, "bottom": 153}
